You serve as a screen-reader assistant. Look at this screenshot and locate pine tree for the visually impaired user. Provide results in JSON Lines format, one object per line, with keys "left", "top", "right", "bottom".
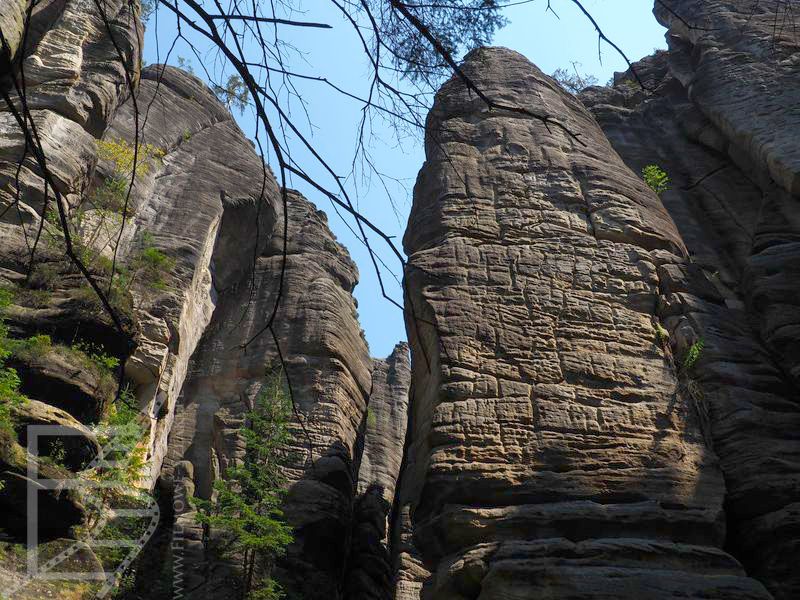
{"left": 195, "top": 370, "right": 294, "bottom": 600}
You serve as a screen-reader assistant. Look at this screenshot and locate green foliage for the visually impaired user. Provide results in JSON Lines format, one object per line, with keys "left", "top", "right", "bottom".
{"left": 176, "top": 56, "right": 195, "bottom": 75}
{"left": 73, "top": 279, "right": 133, "bottom": 320}
{"left": 90, "top": 176, "right": 131, "bottom": 214}
{"left": 96, "top": 138, "right": 164, "bottom": 181}
{"left": 91, "top": 138, "right": 163, "bottom": 216}
{"left": 27, "top": 261, "right": 60, "bottom": 290}
{"left": 213, "top": 74, "right": 249, "bottom": 115}
{"left": 10, "top": 334, "right": 53, "bottom": 362}
{"left": 683, "top": 338, "right": 705, "bottom": 370}
{"left": 182, "top": 128, "right": 192, "bottom": 142}
{"left": 140, "top": 0, "right": 155, "bottom": 25}
{"left": 12, "top": 286, "right": 52, "bottom": 308}
{"left": 0, "top": 289, "right": 28, "bottom": 437}
{"left": 39, "top": 438, "right": 67, "bottom": 468}
{"left": 92, "top": 515, "right": 149, "bottom": 569}
{"left": 621, "top": 78, "right": 640, "bottom": 91}
{"left": 72, "top": 340, "right": 120, "bottom": 372}
{"left": 642, "top": 164, "right": 670, "bottom": 196}
{"left": 373, "top": 0, "right": 507, "bottom": 83}
{"left": 44, "top": 205, "right": 64, "bottom": 229}
{"left": 551, "top": 62, "right": 599, "bottom": 94}
{"left": 88, "top": 385, "right": 147, "bottom": 499}
{"left": 654, "top": 323, "right": 669, "bottom": 345}
{"left": 195, "top": 370, "right": 294, "bottom": 599}
{"left": 129, "top": 232, "right": 175, "bottom": 291}
{"left": 366, "top": 407, "right": 377, "bottom": 428}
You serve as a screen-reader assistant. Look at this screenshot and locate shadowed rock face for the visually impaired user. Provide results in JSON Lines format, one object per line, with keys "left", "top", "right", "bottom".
{"left": 396, "top": 46, "right": 771, "bottom": 599}
{"left": 2, "top": 0, "right": 797, "bottom": 598}
{"left": 103, "top": 64, "right": 274, "bottom": 488}
{"left": 163, "top": 184, "right": 375, "bottom": 599}
{"left": 0, "top": 0, "right": 141, "bottom": 545}
{"left": 346, "top": 342, "right": 412, "bottom": 599}
{"left": 581, "top": 3, "right": 800, "bottom": 597}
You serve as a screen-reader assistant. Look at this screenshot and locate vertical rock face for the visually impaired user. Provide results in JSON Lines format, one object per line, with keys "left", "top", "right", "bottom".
{"left": 162, "top": 183, "right": 375, "bottom": 599}
{"left": 580, "top": 3, "right": 800, "bottom": 597}
{"left": 358, "top": 342, "right": 412, "bottom": 503}
{"left": 0, "top": 0, "right": 141, "bottom": 218}
{"left": 102, "top": 64, "right": 273, "bottom": 487}
{"left": 0, "top": 0, "right": 142, "bottom": 546}
{"left": 1, "top": 5, "right": 412, "bottom": 597}
{"left": 396, "top": 47, "right": 771, "bottom": 599}
{"left": 346, "top": 342, "right": 411, "bottom": 599}
{"left": 3, "top": 1, "right": 797, "bottom": 598}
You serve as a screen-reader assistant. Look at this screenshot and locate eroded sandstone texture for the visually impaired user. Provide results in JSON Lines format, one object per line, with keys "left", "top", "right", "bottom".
{"left": 2, "top": 0, "right": 798, "bottom": 598}
{"left": 0, "top": 0, "right": 141, "bottom": 543}
{"left": 395, "top": 46, "right": 773, "bottom": 599}
{"left": 0, "top": 3, "right": 410, "bottom": 596}
{"left": 579, "top": 3, "right": 800, "bottom": 597}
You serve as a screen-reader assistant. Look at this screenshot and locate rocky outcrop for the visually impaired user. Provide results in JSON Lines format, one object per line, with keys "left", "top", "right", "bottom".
{"left": 579, "top": 4, "right": 800, "bottom": 597}
{"left": 0, "top": 0, "right": 141, "bottom": 221}
{"left": 358, "top": 342, "right": 412, "bottom": 505}
{"left": 102, "top": 63, "right": 272, "bottom": 487}
{"left": 161, "top": 182, "right": 374, "bottom": 599}
{"left": 2, "top": 0, "right": 797, "bottom": 598}
{"left": 0, "top": 0, "right": 141, "bottom": 551}
{"left": 395, "top": 46, "right": 772, "bottom": 599}
{"left": 1, "top": 3, "right": 412, "bottom": 598}
{"left": 346, "top": 342, "right": 412, "bottom": 599}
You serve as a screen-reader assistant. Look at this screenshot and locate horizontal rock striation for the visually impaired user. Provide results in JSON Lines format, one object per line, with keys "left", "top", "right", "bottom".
{"left": 581, "top": 3, "right": 800, "bottom": 596}
{"left": 0, "top": 0, "right": 141, "bottom": 548}
{"left": 1, "top": 4, "right": 412, "bottom": 597}
{"left": 395, "top": 46, "right": 771, "bottom": 599}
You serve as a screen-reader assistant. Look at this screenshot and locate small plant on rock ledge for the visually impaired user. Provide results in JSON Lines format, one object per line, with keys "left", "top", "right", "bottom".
{"left": 683, "top": 338, "right": 705, "bottom": 371}
{"left": 642, "top": 164, "right": 670, "bottom": 196}
{"left": 654, "top": 323, "right": 670, "bottom": 345}
{"left": 551, "top": 62, "right": 598, "bottom": 95}
{"left": 129, "top": 232, "right": 175, "bottom": 291}
{"left": 92, "top": 138, "right": 165, "bottom": 213}
{"left": 0, "top": 289, "right": 28, "bottom": 438}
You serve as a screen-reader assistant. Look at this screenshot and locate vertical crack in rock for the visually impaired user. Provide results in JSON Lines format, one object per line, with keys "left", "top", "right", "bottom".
{"left": 160, "top": 177, "right": 397, "bottom": 598}
{"left": 2, "top": 1, "right": 797, "bottom": 598}
{"left": 395, "top": 46, "right": 772, "bottom": 599}
{"left": 346, "top": 342, "right": 412, "bottom": 599}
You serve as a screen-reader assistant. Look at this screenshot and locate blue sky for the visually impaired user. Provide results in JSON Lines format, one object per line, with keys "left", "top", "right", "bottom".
{"left": 142, "top": 1, "right": 667, "bottom": 359}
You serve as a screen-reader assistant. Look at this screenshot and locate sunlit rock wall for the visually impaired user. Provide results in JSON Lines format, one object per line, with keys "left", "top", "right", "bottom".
{"left": 395, "top": 46, "right": 771, "bottom": 600}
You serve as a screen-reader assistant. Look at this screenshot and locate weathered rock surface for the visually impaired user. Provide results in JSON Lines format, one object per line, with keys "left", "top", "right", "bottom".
{"left": 161, "top": 181, "right": 376, "bottom": 598}
{"left": 103, "top": 63, "right": 272, "bottom": 487}
{"left": 0, "top": 0, "right": 141, "bottom": 562}
{"left": 395, "top": 46, "right": 771, "bottom": 599}
{"left": 12, "top": 398, "right": 100, "bottom": 470}
{"left": 0, "top": 5, "right": 412, "bottom": 590}
{"left": 0, "top": 0, "right": 141, "bottom": 221}
{"left": 1, "top": 0, "right": 797, "bottom": 598}
{"left": 346, "top": 342, "right": 412, "bottom": 599}
{"left": 581, "top": 4, "right": 800, "bottom": 595}
{"left": 0, "top": 429, "right": 87, "bottom": 540}
{"left": 358, "top": 342, "right": 412, "bottom": 504}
